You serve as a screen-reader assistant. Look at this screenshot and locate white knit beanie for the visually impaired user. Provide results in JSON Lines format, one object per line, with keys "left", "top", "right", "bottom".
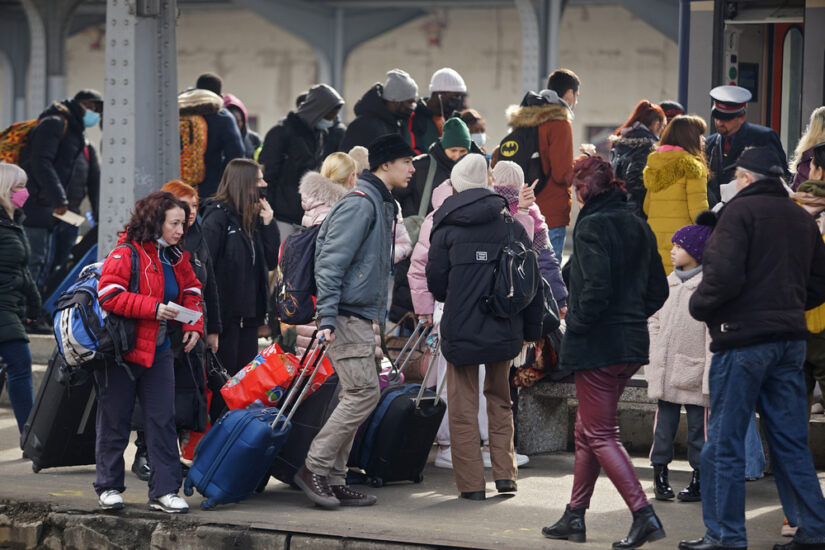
{"left": 492, "top": 161, "right": 524, "bottom": 190}
{"left": 429, "top": 67, "right": 467, "bottom": 94}
{"left": 450, "top": 154, "right": 489, "bottom": 194}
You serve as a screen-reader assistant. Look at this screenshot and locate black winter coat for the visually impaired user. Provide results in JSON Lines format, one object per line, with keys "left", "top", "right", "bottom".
{"left": 705, "top": 121, "right": 788, "bottom": 207}
{"left": 689, "top": 177, "right": 825, "bottom": 352}
{"left": 19, "top": 100, "right": 87, "bottom": 228}
{"left": 200, "top": 199, "right": 279, "bottom": 324}
{"left": 259, "top": 112, "right": 323, "bottom": 225}
{"left": 183, "top": 220, "right": 222, "bottom": 336}
{"left": 323, "top": 118, "right": 347, "bottom": 159}
{"left": 339, "top": 84, "right": 403, "bottom": 152}
{"left": 609, "top": 127, "right": 657, "bottom": 218}
{"left": 198, "top": 108, "right": 246, "bottom": 199}
{"left": 560, "top": 190, "right": 668, "bottom": 372}
{"left": 427, "top": 189, "right": 543, "bottom": 366}
{"left": 65, "top": 140, "right": 100, "bottom": 222}
{"left": 0, "top": 209, "right": 41, "bottom": 344}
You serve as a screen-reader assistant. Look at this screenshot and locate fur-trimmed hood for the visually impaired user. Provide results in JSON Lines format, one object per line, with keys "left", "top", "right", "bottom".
{"left": 178, "top": 89, "right": 223, "bottom": 116}
{"left": 299, "top": 171, "right": 349, "bottom": 227}
{"left": 643, "top": 149, "right": 708, "bottom": 192}
{"left": 609, "top": 134, "right": 657, "bottom": 150}
{"left": 506, "top": 103, "right": 572, "bottom": 130}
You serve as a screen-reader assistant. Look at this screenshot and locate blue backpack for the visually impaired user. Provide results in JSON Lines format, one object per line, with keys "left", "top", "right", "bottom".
{"left": 53, "top": 243, "right": 139, "bottom": 381}
{"left": 274, "top": 225, "right": 320, "bottom": 326}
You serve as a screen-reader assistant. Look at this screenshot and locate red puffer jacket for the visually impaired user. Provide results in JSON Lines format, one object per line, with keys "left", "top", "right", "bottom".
{"left": 98, "top": 235, "right": 204, "bottom": 368}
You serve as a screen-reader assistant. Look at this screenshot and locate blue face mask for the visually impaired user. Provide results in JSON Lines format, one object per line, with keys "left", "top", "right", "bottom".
{"left": 83, "top": 109, "right": 100, "bottom": 128}
{"left": 315, "top": 118, "right": 334, "bottom": 130}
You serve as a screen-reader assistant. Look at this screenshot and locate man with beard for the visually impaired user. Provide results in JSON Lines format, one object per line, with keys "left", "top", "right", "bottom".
{"left": 705, "top": 85, "right": 788, "bottom": 207}
{"left": 339, "top": 69, "right": 419, "bottom": 152}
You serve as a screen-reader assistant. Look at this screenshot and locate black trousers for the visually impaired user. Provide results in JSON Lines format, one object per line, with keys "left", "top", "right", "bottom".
{"left": 218, "top": 316, "right": 259, "bottom": 376}
{"left": 650, "top": 399, "right": 707, "bottom": 470}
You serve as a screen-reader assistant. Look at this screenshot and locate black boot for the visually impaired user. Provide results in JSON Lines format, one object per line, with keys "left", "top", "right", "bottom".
{"left": 612, "top": 505, "right": 666, "bottom": 549}
{"left": 677, "top": 470, "right": 701, "bottom": 502}
{"left": 653, "top": 464, "right": 674, "bottom": 500}
{"left": 541, "top": 504, "right": 586, "bottom": 543}
{"left": 131, "top": 432, "right": 150, "bottom": 482}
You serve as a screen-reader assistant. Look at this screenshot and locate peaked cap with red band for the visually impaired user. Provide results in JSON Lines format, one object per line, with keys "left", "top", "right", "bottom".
{"left": 710, "top": 85, "right": 751, "bottom": 121}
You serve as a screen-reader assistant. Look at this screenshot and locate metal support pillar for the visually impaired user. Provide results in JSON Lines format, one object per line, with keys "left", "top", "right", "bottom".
{"left": 99, "top": 0, "right": 180, "bottom": 258}
{"left": 686, "top": 1, "right": 715, "bottom": 125}
{"left": 678, "top": 0, "right": 690, "bottom": 109}
{"left": 801, "top": 0, "right": 825, "bottom": 124}
{"left": 21, "top": 0, "right": 47, "bottom": 118}
{"left": 542, "top": 0, "right": 562, "bottom": 81}
{"left": 516, "top": 0, "right": 541, "bottom": 95}
{"left": 0, "top": 6, "right": 32, "bottom": 125}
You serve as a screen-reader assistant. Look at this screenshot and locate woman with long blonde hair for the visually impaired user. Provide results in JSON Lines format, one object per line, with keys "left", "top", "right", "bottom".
{"left": 791, "top": 106, "right": 825, "bottom": 190}
{"left": 0, "top": 163, "right": 41, "bottom": 433}
{"left": 201, "top": 159, "right": 279, "bottom": 375}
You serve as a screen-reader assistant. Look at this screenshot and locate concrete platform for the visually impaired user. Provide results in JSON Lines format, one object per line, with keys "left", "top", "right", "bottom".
{"left": 0, "top": 403, "right": 812, "bottom": 550}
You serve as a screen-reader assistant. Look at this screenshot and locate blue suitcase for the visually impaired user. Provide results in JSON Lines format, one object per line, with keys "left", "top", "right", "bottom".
{"left": 183, "top": 337, "right": 328, "bottom": 509}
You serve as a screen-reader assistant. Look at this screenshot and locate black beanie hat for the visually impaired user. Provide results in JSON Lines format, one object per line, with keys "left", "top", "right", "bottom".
{"left": 368, "top": 134, "right": 417, "bottom": 171}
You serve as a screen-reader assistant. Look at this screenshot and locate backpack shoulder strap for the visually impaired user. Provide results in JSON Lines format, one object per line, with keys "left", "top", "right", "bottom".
{"left": 113, "top": 243, "right": 140, "bottom": 292}
{"left": 417, "top": 157, "right": 438, "bottom": 218}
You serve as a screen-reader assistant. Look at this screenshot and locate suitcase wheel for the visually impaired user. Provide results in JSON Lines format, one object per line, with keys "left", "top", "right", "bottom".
{"left": 31, "top": 462, "right": 41, "bottom": 474}
{"left": 413, "top": 472, "right": 424, "bottom": 484}
{"left": 370, "top": 476, "right": 384, "bottom": 488}
{"left": 201, "top": 499, "right": 215, "bottom": 510}
{"left": 255, "top": 476, "right": 269, "bottom": 493}
{"left": 183, "top": 481, "right": 193, "bottom": 497}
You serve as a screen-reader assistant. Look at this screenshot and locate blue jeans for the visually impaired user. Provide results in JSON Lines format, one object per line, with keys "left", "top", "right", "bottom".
{"left": 744, "top": 412, "right": 765, "bottom": 479}
{"left": 701, "top": 340, "right": 825, "bottom": 547}
{"left": 23, "top": 226, "right": 51, "bottom": 289}
{"left": 547, "top": 226, "right": 566, "bottom": 263}
{"left": 0, "top": 341, "right": 34, "bottom": 433}
{"left": 48, "top": 221, "right": 79, "bottom": 276}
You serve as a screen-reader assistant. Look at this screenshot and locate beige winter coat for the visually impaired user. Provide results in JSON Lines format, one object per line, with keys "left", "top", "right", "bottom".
{"left": 646, "top": 271, "right": 712, "bottom": 407}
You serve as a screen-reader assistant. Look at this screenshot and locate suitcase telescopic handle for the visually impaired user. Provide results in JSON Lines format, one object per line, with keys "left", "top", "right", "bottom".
{"left": 414, "top": 336, "right": 445, "bottom": 409}
{"left": 391, "top": 318, "right": 431, "bottom": 381}
{"left": 270, "top": 334, "right": 327, "bottom": 431}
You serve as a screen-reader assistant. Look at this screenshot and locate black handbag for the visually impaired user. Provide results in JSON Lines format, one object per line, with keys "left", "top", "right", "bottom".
{"left": 205, "top": 349, "right": 230, "bottom": 423}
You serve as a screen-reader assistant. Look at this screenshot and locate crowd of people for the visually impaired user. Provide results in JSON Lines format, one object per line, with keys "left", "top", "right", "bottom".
{"left": 2, "top": 64, "right": 825, "bottom": 550}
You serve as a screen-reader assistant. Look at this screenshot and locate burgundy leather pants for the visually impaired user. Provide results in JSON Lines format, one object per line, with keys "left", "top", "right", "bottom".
{"left": 569, "top": 363, "right": 649, "bottom": 513}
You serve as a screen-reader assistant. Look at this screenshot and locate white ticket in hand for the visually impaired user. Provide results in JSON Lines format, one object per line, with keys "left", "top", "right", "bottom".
{"left": 167, "top": 302, "right": 202, "bottom": 325}
{"left": 53, "top": 210, "right": 86, "bottom": 227}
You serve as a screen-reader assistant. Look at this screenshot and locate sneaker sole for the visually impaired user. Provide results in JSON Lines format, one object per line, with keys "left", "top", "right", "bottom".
{"left": 99, "top": 501, "right": 124, "bottom": 511}
{"left": 147, "top": 502, "right": 188, "bottom": 514}
{"left": 433, "top": 459, "right": 453, "bottom": 469}
{"left": 338, "top": 498, "right": 377, "bottom": 507}
{"left": 293, "top": 474, "right": 340, "bottom": 509}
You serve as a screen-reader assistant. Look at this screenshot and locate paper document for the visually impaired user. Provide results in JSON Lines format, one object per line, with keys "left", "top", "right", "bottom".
{"left": 53, "top": 210, "right": 86, "bottom": 227}
{"left": 167, "top": 302, "right": 202, "bottom": 325}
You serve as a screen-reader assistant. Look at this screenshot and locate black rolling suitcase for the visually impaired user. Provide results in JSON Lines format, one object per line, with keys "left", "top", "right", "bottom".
{"left": 267, "top": 373, "right": 340, "bottom": 488}
{"left": 21, "top": 348, "right": 98, "bottom": 472}
{"left": 348, "top": 320, "right": 446, "bottom": 487}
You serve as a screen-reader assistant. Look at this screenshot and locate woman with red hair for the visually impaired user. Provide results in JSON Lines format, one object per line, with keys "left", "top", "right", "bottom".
{"left": 542, "top": 156, "right": 669, "bottom": 548}
{"left": 609, "top": 100, "right": 667, "bottom": 217}
{"left": 95, "top": 191, "right": 203, "bottom": 514}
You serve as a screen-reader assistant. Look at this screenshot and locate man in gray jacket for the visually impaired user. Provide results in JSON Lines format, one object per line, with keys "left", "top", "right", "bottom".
{"left": 294, "top": 134, "right": 416, "bottom": 509}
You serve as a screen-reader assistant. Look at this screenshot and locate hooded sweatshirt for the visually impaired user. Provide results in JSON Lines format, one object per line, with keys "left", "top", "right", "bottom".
{"left": 223, "top": 93, "right": 261, "bottom": 158}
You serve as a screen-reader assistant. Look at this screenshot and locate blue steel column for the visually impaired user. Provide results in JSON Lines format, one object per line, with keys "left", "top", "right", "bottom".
{"left": 98, "top": 0, "right": 179, "bottom": 258}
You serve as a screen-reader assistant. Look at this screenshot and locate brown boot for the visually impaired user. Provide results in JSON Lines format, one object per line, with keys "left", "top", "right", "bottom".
{"left": 293, "top": 465, "right": 340, "bottom": 509}
{"left": 330, "top": 485, "right": 377, "bottom": 507}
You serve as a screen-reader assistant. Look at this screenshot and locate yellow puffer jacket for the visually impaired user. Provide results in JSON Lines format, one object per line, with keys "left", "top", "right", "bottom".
{"left": 643, "top": 149, "right": 709, "bottom": 272}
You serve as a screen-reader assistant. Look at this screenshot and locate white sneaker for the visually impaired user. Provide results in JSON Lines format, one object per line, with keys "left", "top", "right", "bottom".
{"left": 434, "top": 447, "right": 453, "bottom": 469}
{"left": 98, "top": 489, "right": 124, "bottom": 511}
{"left": 147, "top": 492, "right": 189, "bottom": 514}
{"left": 481, "top": 449, "right": 530, "bottom": 468}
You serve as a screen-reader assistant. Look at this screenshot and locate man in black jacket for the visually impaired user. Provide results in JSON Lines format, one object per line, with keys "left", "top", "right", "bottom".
{"left": 259, "top": 84, "right": 344, "bottom": 241}
{"left": 427, "top": 153, "right": 542, "bottom": 501}
{"left": 19, "top": 89, "right": 103, "bottom": 289}
{"left": 681, "top": 147, "right": 825, "bottom": 550}
{"left": 339, "top": 69, "right": 419, "bottom": 152}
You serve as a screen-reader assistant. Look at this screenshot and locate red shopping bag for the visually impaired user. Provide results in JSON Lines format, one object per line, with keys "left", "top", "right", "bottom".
{"left": 220, "top": 344, "right": 300, "bottom": 409}
{"left": 285, "top": 347, "right": 335, "bottom": 395}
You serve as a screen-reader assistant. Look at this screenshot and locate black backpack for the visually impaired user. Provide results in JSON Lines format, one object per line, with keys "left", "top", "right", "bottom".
{"left": 498, "top": 91, "right": 549, "bottom": 194}
{"left": 482, "top": 216, "right": 541, "bottom": 318}
{"left": 274, "top": 225, "right": 321, "bottom": 325}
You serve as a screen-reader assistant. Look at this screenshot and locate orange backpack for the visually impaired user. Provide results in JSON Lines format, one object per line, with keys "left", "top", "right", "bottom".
{"left": 179, "top": 115, "right": 208, "bottom": 187}
{"left": 0, "top": 117, "right": 68, "bottom": 165}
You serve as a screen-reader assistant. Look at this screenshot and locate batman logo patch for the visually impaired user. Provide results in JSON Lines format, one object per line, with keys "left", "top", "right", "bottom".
{"left": 500, "top": 140, "right": 518, "bottom": 157}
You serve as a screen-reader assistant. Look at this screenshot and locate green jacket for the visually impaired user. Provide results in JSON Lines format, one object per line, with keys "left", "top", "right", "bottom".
{"left": 0, "top": 209, "right": 41, "bottom": 344}
{"left": 560, "top": 190, "right": 668, "bottom": 371}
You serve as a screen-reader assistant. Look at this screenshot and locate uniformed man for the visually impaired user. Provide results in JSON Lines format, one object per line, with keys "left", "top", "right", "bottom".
{"left": 705, "top": 85, "right": 788, "bottom": 206}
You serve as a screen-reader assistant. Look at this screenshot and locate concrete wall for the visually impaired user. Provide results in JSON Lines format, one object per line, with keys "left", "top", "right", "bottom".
{"left": 0, "top": 4, "right": 677, "bottom": 163}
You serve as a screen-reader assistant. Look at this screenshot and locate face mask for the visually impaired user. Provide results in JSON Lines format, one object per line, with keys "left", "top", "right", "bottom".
{"left": 315, "top": 118, "right": 334, "bottom": 130}
{"left": 443, "top": 96, "right": 464, "bottom": 115}
{"left": 471, "top": 133, "right": 487, "bottom": 147}
{"left": 156, "top": 236, "right": 171, "bottom": 248}
{"left": 10, "top": 188, "right": 29, "bottom": 209}
{"left": 258, "top": 187, "right": 268, "bottom": 200}
{"left": 83, "top": 109, "right": 100, "bottom": 128}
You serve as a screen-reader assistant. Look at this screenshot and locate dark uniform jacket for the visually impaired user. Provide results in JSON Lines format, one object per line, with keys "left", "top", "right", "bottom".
{"left": 705, "top": 121, "right": 787, "bottom": 206}
{"left": 690, "top": 177, "right": 825, "bottom": 352}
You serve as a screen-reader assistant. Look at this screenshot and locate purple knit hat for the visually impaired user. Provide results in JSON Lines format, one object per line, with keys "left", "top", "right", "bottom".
{"left": 671, "top": 211, "right": 716, "bottom": 263}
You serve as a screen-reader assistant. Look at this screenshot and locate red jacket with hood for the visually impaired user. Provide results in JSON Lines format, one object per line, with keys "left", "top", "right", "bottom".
{"left": 98, "top": 235, "right": 204, "bottom": 368}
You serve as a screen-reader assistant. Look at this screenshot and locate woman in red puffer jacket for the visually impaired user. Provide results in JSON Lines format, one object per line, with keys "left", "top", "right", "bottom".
{"left": 94, "top": 191, "right": 203, "bottom": 515}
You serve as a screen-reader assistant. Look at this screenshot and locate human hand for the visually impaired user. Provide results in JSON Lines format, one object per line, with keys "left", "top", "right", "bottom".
{"left": 183, "top": 331, "right": 200, "bottom": 353}
{"left": 155, "top": 303, "right": 177, "bottom": 321}
{"left": 54, "top": 205, "right": 68, "bottom": 216}
{"left": 318, "top": 328, "right": 335, "bottom": 344}
{"left": 259, "top": 198, "right": 274, "bottom": 225}
{"left": 559, "top": 307, "right": 567, "bottom": 320}
{"left": 206, "top": 333, "right": 219, "bottom": 353}
{"left": 418, "top": 314, "right": 433, "bottom": 327}
{"left": 518, "top": 180, "right": 538, "bottom": 209}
